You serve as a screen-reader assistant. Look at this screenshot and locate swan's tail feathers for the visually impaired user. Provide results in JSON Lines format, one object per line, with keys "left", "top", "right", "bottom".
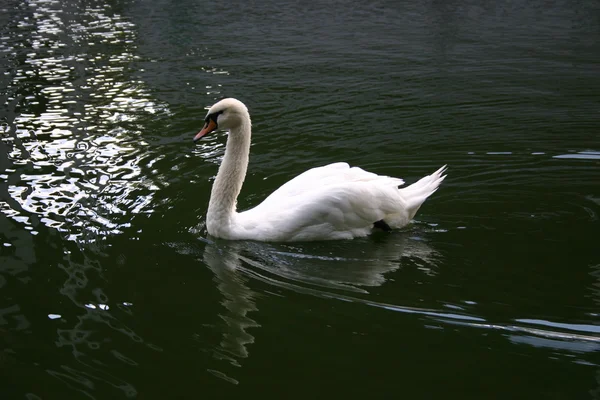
{"left": 399, "top": 165, "right": 447, "bottom": 220}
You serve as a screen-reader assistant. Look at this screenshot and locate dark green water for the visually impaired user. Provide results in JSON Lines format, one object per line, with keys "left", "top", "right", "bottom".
{"left": 1, "top": 0, "right": 600, "bottom": 398}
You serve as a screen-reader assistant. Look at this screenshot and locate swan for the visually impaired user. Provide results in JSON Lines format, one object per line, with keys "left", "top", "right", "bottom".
{"left": 193, "top": 98, "right": 446, "bottom": 242}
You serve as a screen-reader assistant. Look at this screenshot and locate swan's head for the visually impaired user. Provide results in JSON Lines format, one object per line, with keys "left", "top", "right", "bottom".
{"left": 193, "top": 98, "right": 249, "bottom": 142}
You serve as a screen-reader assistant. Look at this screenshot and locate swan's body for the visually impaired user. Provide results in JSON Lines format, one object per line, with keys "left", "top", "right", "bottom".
{"left": 194, "top": 98, "right": 446, "bottom": 242}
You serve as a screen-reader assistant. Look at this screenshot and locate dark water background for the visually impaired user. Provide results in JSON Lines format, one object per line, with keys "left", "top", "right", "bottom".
{"left": 1, "top": 0, "right": 600, "bottom": 398}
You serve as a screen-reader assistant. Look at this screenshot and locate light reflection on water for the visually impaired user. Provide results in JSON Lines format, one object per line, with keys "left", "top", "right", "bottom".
{"left": 0, "top": 0, "right": 168, "bottom": 241}
{"left": 1, "top": 1, "right": 170, "bottom": 396}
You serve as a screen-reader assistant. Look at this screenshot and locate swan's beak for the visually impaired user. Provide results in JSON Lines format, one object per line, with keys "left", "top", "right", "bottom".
{"left": 193, "top": 119, "right": 218, "bottom": 142}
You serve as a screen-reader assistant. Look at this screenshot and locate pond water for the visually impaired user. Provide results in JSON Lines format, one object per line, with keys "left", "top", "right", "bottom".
{"left": 1, "top": 0, "right": 599, "bottom": 398}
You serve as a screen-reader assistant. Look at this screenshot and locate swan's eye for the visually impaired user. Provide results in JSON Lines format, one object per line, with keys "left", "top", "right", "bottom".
{"left": 205, "top": 110, "right": 225, "bottom": 124}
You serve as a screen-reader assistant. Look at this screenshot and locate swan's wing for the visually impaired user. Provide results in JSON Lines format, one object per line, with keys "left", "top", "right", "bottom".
{"left": 260, "top": 163, "right": 404, "bottom": 207}
{"left": 262, "top": 162, "right": 349, "bottom": 203}
{"left": 237, "top": 181, "right": 406, "bottom": 241}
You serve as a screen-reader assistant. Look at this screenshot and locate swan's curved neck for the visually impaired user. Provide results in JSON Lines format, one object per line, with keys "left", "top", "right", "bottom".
{"left": 207, "top": 117, "right": 251, "bottom": 232}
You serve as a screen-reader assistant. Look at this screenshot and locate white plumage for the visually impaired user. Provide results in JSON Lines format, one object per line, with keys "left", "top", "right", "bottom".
{"left": 193, "top": 98, "right": 446, "bottom": 242}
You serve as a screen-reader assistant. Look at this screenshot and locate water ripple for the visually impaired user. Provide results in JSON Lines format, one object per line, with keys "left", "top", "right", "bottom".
{"left": 186, "top": 236, "right": 600, "bottom": 381}
{"left": 553, "top": 151, "right": 600, "bottom": 160}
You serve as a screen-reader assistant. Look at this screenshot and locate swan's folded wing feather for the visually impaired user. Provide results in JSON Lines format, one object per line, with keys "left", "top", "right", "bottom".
{"left": 237, "top": 181, "right": 404, "bottom": 241}
{"left": 260, "top": 162, "right": 349, "bottom": 204}
{"left": 259, "top": 163, "right": 404, "bottom": 208}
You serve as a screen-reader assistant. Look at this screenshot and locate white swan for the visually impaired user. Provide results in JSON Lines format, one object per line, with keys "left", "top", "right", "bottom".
{"left": 193, "top": 98, "right": 446, "bottom": 242}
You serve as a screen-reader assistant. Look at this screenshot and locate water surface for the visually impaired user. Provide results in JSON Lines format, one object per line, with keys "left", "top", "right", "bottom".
{"left": 1, "top": 0, "right": 599, "bottom": 398}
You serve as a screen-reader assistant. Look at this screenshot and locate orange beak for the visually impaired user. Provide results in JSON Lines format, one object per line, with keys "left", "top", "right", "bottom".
{"left": 193, "top": 119, "right": 218, "bottom": 142}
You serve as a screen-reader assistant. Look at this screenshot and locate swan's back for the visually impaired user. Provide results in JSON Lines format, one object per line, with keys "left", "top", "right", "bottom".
{"left": 259, "top": 162, "right": 404, "bottom": 208}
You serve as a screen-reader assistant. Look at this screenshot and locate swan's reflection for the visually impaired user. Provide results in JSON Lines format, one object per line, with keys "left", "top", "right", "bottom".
{"left": 233, "top": 231, "right": 441, "bottom": 293}
{"left": 201, "top": 231, "right": 441, "bottom": 383}
{"left": 203, "top": 242, "right": 260, "bottom": 365}
{"left": 203, "top": 235, "right": 600, "bottom": 390}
